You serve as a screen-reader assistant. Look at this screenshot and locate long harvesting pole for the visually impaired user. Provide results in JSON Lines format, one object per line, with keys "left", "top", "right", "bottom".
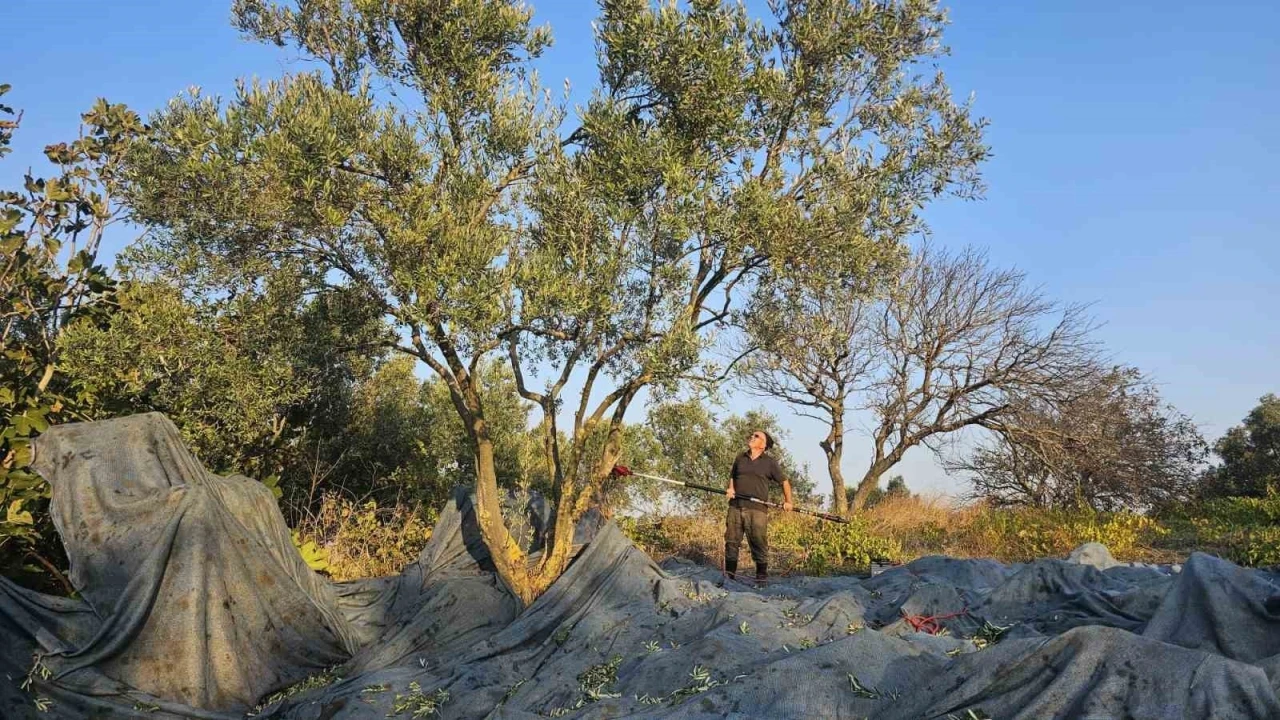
{"left": 611, "top": 465, "right": 849, "bottom": 524}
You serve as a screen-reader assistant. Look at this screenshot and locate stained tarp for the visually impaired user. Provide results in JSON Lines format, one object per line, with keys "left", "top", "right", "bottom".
{"left": 3, "top": 412, "right": 357, "bottom": 718}
{"left": 3, "top": 412, "right": 1280, "bottom": 719}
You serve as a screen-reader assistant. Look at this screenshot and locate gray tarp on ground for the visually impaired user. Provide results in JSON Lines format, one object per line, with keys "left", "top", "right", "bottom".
{"left": 3, "top": 413, "right": 1280, "bottom": 719}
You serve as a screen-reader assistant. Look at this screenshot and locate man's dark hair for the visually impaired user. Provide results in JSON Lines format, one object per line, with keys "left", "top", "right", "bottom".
{"left": 762, "top": 430, "right": 775, "bottom": 451}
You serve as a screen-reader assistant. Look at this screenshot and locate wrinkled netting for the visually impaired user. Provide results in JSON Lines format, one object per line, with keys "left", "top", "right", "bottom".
{"left": 3, "top": 413, "right": 1280, "bottom": 719}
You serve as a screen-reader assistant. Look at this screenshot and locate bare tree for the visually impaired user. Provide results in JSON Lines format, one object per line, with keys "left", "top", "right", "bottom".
{"left": 737, "top": 282, "right": 880, "bottom": 514}
{"left": 741, "top": 242, "right": 1099, "bottom": 512}
{"left": 851, "top": 244, "right": 1097, "bottom": 509}
{"left": 952, "top": 364, "right": 1208, "bottom": 511}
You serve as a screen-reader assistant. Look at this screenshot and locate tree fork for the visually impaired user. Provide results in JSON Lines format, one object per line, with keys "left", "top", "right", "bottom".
{"left": 851, "top": 455, "right": 901, "bottom": 511}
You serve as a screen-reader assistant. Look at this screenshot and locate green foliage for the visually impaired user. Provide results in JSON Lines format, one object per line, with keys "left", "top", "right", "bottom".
{"left": 58, "top": 281, "right": 309, "bottom": 470}
{"left": 642, "top": 398, "right": 815, "bottom": 510}
{"left": 248, "top": 668, "right": 340, "bottom": 716}
{"left": 577, "top": 655, "right": 623, "bottom": 702}
{"left": 1201, "top": 393, "right": 1280, "bottom": 499}
{"left": 615, "top": 514, "right": 677, "bottom": 556}
{"left": 0, "top": 84, "right": 14, "bottom": 158}
{"left": 960, "top": 506, "right": 1165, "bottom": 562}
{"left": 886, "top": 476, "right": 910, "bottom": 499}
{"left": 292, "top": 494, "right": 434, "bottom": 581}
{"left": 54, "top": 271, "right": 396, "bottom": 510}
{"left": 330, "top": 355, "right": 540, "bottom": 509}
{"left": 1, "top": 85, "right": 142, "bottom": 586}
{"left": 552, "top": 626, "right": 570, "bottom": 646}
{"left": 290, "top": 530, "right": 330, "bottom": 572}
{"left": 773, "top": 515, "right": 904, "bottom": 575}
{"left": 632, "top": 664, "right": 727, "bottom": 708}
{"left": 846, "top": 673, "right": 883, "bottom": 699}
{"left": 853, "top": 474, "right": 911, "bottom": 509}
{"left": 419, "top": 360, "right": 539, "bottom": 495}
{"left": 1159, "top": 492, "right": 1280, "bottom": 566}
{"left": 125, "top": 0, "right": 559, "bottom": 362}
{"left": 972, "top": 621, "right": 1010, "bottom": 649}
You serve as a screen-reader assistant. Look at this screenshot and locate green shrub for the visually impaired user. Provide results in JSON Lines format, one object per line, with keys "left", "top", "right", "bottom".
{"left": 956, "top": 507, "right": 1165, "bottom": 563}
{"left": 293, "top": 494, "right": 434, "bottom": 580}
{"left": 1159, "top": 492, "right": 1280, "bottom": 566}
{"left": 800, "top": 519, "right": 904, "bottom": 575}
{"left": 768, "top": 514, "right": 903, "bottom": 575}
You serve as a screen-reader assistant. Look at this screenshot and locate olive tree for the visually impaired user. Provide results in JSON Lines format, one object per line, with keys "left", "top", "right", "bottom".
{"left": 122, "top": 0, "right": 986, "bottom": 602}
{"left": 505, "top": 0, "right": 985, "bottom": 586}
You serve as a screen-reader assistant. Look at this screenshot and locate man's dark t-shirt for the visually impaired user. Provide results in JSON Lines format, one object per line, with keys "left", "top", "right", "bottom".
{"left": 730, "top": 451, "right": 784, "bottom": 506}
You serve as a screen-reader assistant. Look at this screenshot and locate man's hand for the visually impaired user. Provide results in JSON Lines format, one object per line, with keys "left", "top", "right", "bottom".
{"left": 726, "top": 486, "right": 735, "bottom": 500}
{"left": 783, "top": 501, "right": 793, "bottom": 512}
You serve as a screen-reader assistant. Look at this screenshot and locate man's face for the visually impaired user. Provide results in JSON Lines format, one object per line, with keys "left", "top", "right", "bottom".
{"left": 748, "top": 430, "right": 767, "bottom": 453}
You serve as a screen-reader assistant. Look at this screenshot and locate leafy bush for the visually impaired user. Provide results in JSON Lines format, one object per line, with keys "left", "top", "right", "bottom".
{"left": 1232, "top": 527, "right": 1280, "bottom": 567}
{"left": 1158, "top": 492, "right": 1280, "bottom": 566}
{"left": 1, "top": 88, "right": 140, "bottom": 591}
{"left": 292, "top": 494, "right": 434, "bottom": 581}
{"left": 955, "top": 507, "right": 1166, "bottom": 563}
{"left": 772, "top": 515, "right": 904, "bottom": 575}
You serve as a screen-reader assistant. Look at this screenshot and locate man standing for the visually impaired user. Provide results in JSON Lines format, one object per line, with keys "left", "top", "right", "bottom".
{"left": 725, "top": 430, "right": 793, "bottom": 587}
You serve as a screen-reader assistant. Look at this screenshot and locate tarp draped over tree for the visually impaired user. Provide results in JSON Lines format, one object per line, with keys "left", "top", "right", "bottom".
{"left": 3, "top": 413, "right": 1280, "bottom": 719}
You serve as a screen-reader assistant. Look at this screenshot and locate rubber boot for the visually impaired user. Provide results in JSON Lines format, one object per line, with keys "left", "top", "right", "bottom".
{"left": 723, "top": 558, "right": 738, "bottom": 585}
{"left": 755, "top": 563, "right": 768, "bottom": 589}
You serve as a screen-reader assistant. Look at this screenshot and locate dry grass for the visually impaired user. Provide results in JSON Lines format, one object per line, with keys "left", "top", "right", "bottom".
{"left": 863, "top": 493, "right": 980, "bottom": 533}
{"left": 290, "top": 492, "right": 1201, "bottom": 583}
{"left": 621, "top": 514, "right": 729, "bottom": 569}
{"left": 860, "top": 494, "right": 1182, "bottom": 565}
{"left": 621, "top": 493, "right": 1188, "bottom": 576}
{"left": 620, "top": 510, "right": 893, "bottom": 577}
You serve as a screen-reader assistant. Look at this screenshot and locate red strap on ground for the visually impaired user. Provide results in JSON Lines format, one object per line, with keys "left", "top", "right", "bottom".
{"left": 900, "top": 607, "right": 969, "bottom": 635}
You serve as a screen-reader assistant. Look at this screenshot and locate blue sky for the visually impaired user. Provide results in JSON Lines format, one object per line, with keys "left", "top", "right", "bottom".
{"left": 4, "top": 1, "right": 1277, "bottom": 499}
